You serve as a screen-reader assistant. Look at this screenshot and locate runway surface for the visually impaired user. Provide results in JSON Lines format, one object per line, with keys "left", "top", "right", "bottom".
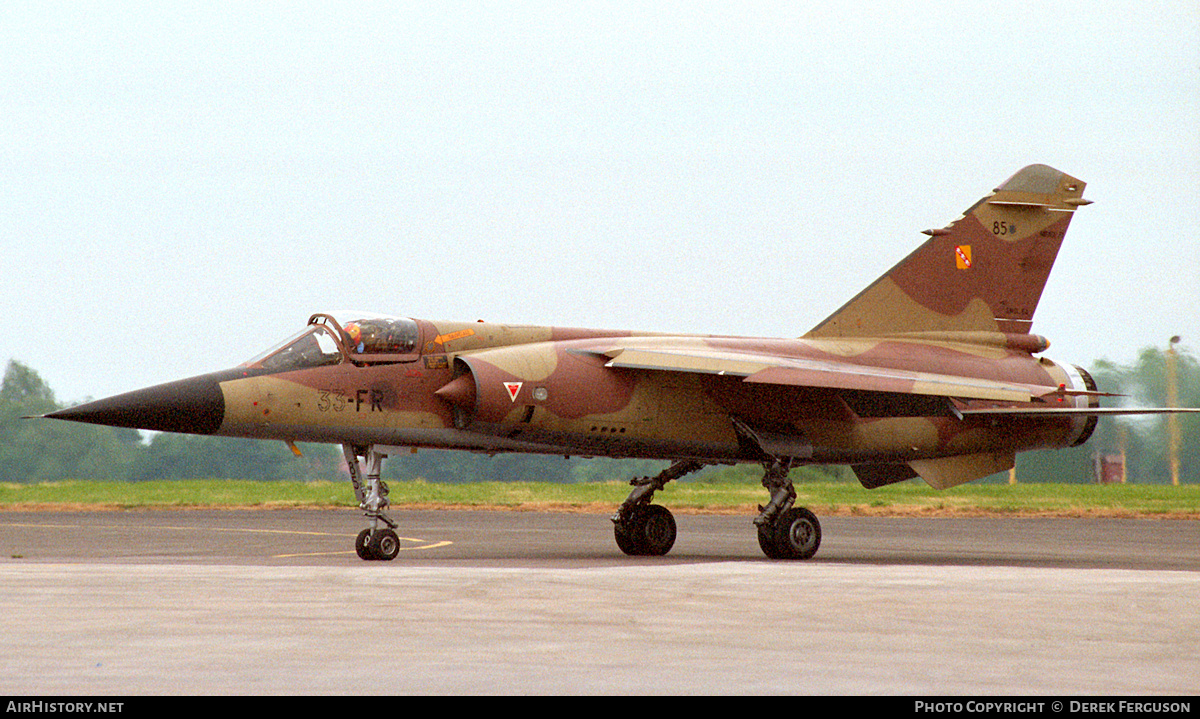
{"left": 1, "top": 508, "right": 1197, "bottom": 694}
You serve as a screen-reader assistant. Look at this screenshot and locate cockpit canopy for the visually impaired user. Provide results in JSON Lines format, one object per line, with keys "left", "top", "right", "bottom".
{"left": 243, "top": 313, "right": 420, "bottom": 372}
{"left": 342, "top": 316, "right": 418, "bottom": 355}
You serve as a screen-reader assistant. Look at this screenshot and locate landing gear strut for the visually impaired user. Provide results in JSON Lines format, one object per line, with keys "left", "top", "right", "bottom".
{"left": 611, "top": 460, "right": 704, "bottom": 556}
{"left": 753, "top": 458, "right": 821, "bottom": 559}
{"left": 343, "top": 444, "right": 399, "bottom": 560}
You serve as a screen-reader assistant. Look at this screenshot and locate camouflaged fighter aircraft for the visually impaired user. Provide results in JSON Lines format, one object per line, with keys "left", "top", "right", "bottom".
{"left": 44, "top": 164, "right": 1199, "bottom": 561}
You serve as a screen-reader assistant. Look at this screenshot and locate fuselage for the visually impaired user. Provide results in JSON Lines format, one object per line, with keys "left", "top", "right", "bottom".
{"left": 58, "top": 314, "right": 1094, "bottom": 469}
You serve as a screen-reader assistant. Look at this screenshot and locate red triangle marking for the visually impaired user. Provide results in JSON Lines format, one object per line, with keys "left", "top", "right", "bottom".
{"left": 504, "top": 382, "right": 523, "bottom": 402}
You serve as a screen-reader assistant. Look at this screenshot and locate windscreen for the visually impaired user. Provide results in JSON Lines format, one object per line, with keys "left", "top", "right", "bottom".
{"left": 244, "top": 325, "right": 343, "bottom": 372}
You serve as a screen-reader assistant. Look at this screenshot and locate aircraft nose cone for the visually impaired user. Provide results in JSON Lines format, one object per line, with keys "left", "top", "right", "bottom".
{"left": 44, "top": 372, "right": 227, "bottom": 434}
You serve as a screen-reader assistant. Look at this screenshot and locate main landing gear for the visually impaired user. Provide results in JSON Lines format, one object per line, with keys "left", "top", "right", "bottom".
{"left": 611, "top": 460, "right": 704, "bottom": 555}
{"left": 611, "top": 457, "right": 822, "bottom": 560}
{"left": 343, "top": 444, "right": 400, "bottom": 561}
{"left": 753, "top": 458, "right": 821, "bottom": 559}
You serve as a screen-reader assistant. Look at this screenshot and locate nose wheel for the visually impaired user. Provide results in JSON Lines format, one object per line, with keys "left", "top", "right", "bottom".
{"left": 356, "top": 528, "right": 401, "bottom": 561}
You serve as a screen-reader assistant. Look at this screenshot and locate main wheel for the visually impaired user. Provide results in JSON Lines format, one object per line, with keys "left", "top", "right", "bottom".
{"left": 370, "top": 528, "right": 401, "bottom": 561}
{"left": 639, "top": 504, "right": 677, "bottom": 556}
{"left": 757, "top": 521, "right": 785, "bottom": 559}
{"left": 614, "top": 507, "right": 647, "bottom": 555}
{"left": 765, "top": 507, "right": 821, "bottom": 560}
{"left": 614, "top": 504, "right": 677, "bottom": 556}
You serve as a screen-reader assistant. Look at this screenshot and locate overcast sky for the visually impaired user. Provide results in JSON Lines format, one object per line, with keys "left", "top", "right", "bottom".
{"left": 2, "top": 2, "right": 1197, "bottom": 404}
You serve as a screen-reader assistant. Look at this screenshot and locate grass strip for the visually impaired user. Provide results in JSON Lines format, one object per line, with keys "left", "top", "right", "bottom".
{"left": 0, "top": 480, "right": 1197, "bottom": 518}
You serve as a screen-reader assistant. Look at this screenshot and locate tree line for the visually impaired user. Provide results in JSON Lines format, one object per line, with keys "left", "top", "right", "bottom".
{"left": 2, "top": 349, "right": 1195, "bottom": 485}
{"left": 1016, "top": 345, "right": 1199, "bottom": 485}
{"left": 0, "top": 360, "right": 668, "bottom": 484}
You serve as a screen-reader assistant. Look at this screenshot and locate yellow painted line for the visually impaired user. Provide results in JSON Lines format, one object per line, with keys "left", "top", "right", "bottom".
{"left": 403, "top": 540, "right": 453, "bottom": 551}
{"left": 274, "top": 540, "right": 453, "bottom": 559}
{"left": 1, "top": 521, "right": 453, "bottom": 555}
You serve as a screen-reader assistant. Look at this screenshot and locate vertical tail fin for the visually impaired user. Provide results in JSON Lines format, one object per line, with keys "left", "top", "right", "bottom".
{"left": 805, "top": 164, "right": 1090, "bottom": 339}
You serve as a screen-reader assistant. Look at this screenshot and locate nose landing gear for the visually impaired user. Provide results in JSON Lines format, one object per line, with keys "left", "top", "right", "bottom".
{"left": 343, "top": 444, "right": 399, "bottom": 561}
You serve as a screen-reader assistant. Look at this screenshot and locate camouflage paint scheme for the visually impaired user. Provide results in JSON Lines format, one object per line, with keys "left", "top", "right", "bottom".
{"left": 48, "top": 165, "right": 1193, "bottom": 559}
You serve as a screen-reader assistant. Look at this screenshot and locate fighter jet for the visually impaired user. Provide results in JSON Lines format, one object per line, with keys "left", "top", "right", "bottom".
{"left": 44, "top": 164, "right": 1198, "bottom": 560}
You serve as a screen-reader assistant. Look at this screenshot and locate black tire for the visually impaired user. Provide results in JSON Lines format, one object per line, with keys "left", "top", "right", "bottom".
{"left": 757, "top": 521, "right": 785, "bottom": 559}
{"left": 614, "top": 504, "right": 677, "bottom": 556}
{"left": 355, "top": 529, "right": 377, "bottom": 560}
{"left": 614, "top": 506, "right": 647, "bottom": 555}
{"left": 772, "top": 507, "right": 821, "bottom": 560}
{"left": 639, "top": 504, "right": 677, "bottom": 556}
{"left": 370, "top": 528, "right": 401, "bottom": 561}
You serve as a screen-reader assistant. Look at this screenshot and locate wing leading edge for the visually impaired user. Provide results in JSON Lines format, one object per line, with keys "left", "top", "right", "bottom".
{"left": 603, "top": 346, "right": 1048, "bottom": 403}
{"left": 603, "top": 343, "right": 1200, "bottom": 419}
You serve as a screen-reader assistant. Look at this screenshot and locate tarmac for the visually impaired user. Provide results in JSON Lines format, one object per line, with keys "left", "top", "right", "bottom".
{"left": 1, "top": 509, "right": 1197, "bottom": 694}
